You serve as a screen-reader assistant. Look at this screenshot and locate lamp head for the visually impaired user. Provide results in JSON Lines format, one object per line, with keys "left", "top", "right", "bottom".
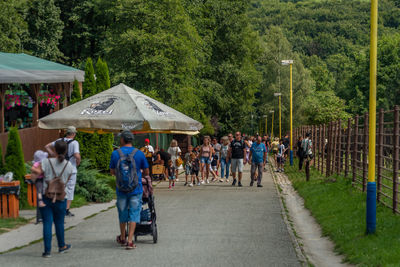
{"left": 281, "top": 59, "right": 294, "bottom": 65}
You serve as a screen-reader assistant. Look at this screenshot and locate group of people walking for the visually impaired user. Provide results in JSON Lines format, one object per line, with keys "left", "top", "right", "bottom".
{"left": 29, "top": 124, "right": 314, "bottom": 256}
{"left": 167, "top": 132, "right": 270, "bottom": 188}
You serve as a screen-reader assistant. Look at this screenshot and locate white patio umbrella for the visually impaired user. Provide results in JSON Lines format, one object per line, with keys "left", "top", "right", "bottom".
{"left": 38, "top": 83, "right": 203, "bottom": 135}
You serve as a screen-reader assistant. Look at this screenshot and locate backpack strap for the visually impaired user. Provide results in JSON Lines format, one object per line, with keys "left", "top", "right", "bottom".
{"left": 48, "top": 158, "right": 69, "bottom": 178}
{"left": 63, "top": 138, "right": 76, "bottom": 160}
{"left": 129, "top": 148, "right": 139, "bottom": 158}
{"left": 117, "top": 148, "right": 125, "bottom": 159}
{"left": 59, "top": 161, "right": 69, "bottom": 178}
{"left": 48, "top": 159, "right": 56, "bottom": 177}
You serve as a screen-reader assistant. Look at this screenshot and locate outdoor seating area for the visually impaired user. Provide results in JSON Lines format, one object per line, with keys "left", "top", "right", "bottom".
{"left": 0, "top": 52, "right": 84, "bottom": 160}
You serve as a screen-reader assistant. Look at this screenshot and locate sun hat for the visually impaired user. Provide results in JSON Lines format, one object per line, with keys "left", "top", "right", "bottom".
{"left": 66, "top": 126, "right": 77, "bottom": 134}
{"left": 33, "top": 150, "right": 49, "bottom": 163}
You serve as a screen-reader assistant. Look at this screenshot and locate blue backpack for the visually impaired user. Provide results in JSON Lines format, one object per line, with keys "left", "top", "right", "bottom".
{"left": 115, "top": 148, "right": 139, "bottom": 193}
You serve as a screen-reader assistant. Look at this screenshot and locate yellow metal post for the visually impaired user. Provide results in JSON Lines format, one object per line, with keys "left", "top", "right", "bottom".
{"left": 279, "top": 95, "right": 282, "bottom": 139}
{"left": 366, "top": 0, "right": 378, "bottom": 234}
{"left": 289, "top": 63, "right": 293, "bottom": 165}
{"left": 265, "top": 116, "right": 268, "bottom": 136}
{"left": 271, "top": 112, "right": 274, "bottom": 138}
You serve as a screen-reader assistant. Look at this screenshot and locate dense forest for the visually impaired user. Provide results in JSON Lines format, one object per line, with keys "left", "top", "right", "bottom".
{"left": 1, "top": 0, "right": 400, "bottom": 135}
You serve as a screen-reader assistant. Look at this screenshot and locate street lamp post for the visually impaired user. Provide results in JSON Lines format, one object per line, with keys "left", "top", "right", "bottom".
{"left": 366, "top": 0, "right": 378, "bottom": 234}
{"left": 274, "top": 93, "right": 282, "bottom": 139}
{"left": 269, "top": 110, "right": 274, "bottom": 138}
{"left": 281, "top": 59, "right": 294, "bottom": 166}
{"left": 263, "top": 115, "right": 268, "bottom": 137}
{"left": 251, "top": 114, "right": 254, "bottom": 135}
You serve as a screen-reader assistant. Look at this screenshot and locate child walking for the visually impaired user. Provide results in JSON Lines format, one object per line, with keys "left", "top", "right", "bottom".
{"left": 184, "top": 146, "right": 193, "bottom": 186}
{"left": 167, "top": 160, "right": 176, "bottom": 189}
{"left": 31, "top": 150, "right": 49, "bottom": 207}
{"left": 191, "top": 153, "right": 201, "bottom": 186}
{"left": 210, "top": 153, "right": 220, "bottom": 182}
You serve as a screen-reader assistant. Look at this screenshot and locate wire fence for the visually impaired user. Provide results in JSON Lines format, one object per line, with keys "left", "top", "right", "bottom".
{"left": 294, "top": 106, "right": 400, "bottom": 213}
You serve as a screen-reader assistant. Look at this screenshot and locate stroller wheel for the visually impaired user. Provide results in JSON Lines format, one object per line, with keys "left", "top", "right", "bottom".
{"left": 152, "top": 223, "right": 158, "bottom": 243}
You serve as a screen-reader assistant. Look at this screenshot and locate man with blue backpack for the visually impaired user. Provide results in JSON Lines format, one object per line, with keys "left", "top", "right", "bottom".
{"left": 110, "top": 130, "right": 149, "bottom": 250}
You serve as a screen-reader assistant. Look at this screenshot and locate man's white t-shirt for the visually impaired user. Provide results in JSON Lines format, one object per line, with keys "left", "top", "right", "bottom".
{"left": 145, "top": 145, "right": 154, "bottom": 154}
{"left": 52, "top": 138, "right": 80, "bottom": 170}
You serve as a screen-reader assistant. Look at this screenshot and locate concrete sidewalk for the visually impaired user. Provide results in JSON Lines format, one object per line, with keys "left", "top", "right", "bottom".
{"left": 1, "top": 165, "right": 302, "bottom": 266}
{"left": 270, "top": 163, "right": 351, "bottom": 267}
{"left": 0, "top": 200, "right": 116, "bottom": 253}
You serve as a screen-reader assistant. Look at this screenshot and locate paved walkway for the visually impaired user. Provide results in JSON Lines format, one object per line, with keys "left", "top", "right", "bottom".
{"left": 1, "top": 165, "right": 301, "bottom": 267}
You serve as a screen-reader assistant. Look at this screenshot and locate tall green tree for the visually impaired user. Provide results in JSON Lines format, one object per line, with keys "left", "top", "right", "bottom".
{"left": 4, "top": 128, "right": 27, "bottom": 207}
{"left": 184, "top": 0, "right": 262, "bottom": 133}
{"left": 5, "top": 127, "right": 25, "bottom": 181}
{"left": 71, "top": 79, "right": 82, "bottom": 104}
{"left": 0, "top": 142, "right": 4, "bottom": 175}
{"left": 0, "top": 0, "right": 26, "bottom": 53}
{"left": 95, "top": 58, "right": 110, "bottom": 93}
{"left": 104, "top": 0, "right": 205, "bottom": 128}
{"left": 54, "top": 0, "right": 113, "bottom": 64}
{"left": 24, "top": 0, "right": 64, "bottom": 61}
{"left": 83, "top": 58, "right": 96, "bottom": 98}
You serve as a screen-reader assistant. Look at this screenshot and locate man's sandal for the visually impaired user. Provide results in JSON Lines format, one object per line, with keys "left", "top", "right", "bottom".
{"left": 126, "top": 242, "right": 137, "bottom": 250}
{"left": 116, "top": 235, "right": 126, "bottom": 246}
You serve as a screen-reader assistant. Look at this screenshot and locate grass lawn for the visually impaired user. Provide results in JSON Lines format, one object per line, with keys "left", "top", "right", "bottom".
{"left": 285, "top": 159, "right": 400, "bottom": 267}
{"left": 0, "top": 217, "right": 29, "bottom": 234}
{"left": 70, "top": 194, "right": 88, "bottom": 209}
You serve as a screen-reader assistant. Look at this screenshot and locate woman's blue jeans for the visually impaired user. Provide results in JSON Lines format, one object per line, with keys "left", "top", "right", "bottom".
{"left": 220, "top": 158, "right": 230, "bottom": 178}
{"left": 40, "top": 197, "right": 66, "bottom": 253}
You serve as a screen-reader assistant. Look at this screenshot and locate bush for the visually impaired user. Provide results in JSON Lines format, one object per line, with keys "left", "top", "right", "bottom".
{"left": 75, "top": 132, "right": 113, "bottom": 172}
{"left": 96, "top": 58, "right": 111, "bottom": 93}
{"left": 83, "top": 58, "right": 96, "bottom": 98}
{"left": 5, "top": 128, "right": 25, "bottom": 181}
{"left": 0, "top": 142, "right": 4, "bottom": 174}
{"left": 4, "top": 128, "right": 26, "bottom": 207}
{"left": 71, "top": 79, "right": 82, "bottom": 104}
{"left": 75, "top": 159, "right": 114, "bottom": 203}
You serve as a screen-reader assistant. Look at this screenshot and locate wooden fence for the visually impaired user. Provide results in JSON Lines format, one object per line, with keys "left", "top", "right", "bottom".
{"left": 0, "top": 127, "right": 60, "bottom": 162}
{"left": 294, "top": 106, "right": 400, "bottom": 213}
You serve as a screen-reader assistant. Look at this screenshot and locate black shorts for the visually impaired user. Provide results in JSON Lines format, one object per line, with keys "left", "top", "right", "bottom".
{"left": 191, "top": 169, "right": 199, "bottom": 176}
{"left": 277, "top": 156, "right": 285, "bottom": 164}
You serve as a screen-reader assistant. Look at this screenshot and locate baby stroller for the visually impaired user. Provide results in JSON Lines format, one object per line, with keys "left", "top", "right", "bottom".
{"left": 134, "top": 175, "right": 158, "bottom": 243}
{"left": 151, "top": 164, "right": 165, "bottom": 181}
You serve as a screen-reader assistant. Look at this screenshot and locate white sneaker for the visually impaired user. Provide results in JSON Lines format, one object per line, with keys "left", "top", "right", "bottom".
{"left": 176, "top": 178, "right": 179, "bottom": 182}
{"left": 197, "top": 182, "right": 201, "bottom": 186}
{"left": 189, "top": 183, "right": 193, "bottom": 187}
{"left": 226, "top": 179, "right": 229, "bottom": 183}
{"left": 201, "top": 180, "right": 205, "bottom": 184}
{"left": 206, "top": 179, "right": 210, "bottom": 184}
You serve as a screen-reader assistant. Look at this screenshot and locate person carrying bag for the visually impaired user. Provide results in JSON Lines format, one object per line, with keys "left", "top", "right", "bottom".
{"left": 31, "top": 140, "right": 76, "bottom": 258}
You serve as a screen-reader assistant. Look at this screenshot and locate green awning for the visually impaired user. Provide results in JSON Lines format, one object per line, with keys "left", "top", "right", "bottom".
{"left": 0, "top": 52, "right": 84, "bottom": 84}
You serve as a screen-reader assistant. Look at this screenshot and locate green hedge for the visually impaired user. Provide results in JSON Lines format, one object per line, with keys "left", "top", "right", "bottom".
{"left": 4, "top": 128, "right": 27, "bottom": 208}
{"left": 75, "top": 132, "right": 113, "bottom": 172}
{"left": 74, "top": 159, "right": 113, "bottom": 203}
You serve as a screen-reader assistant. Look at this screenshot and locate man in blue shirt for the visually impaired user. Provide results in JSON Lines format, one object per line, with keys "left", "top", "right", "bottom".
{"left": 110, "top": 131, "right": 149, "bottom": 249}
{"left": 249, "top": 136, "right": 267, "bottom": 187}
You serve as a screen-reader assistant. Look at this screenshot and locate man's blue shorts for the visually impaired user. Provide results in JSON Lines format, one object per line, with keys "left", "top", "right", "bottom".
{"left": 116, "top": 193, "right": 142, "bottom": 223}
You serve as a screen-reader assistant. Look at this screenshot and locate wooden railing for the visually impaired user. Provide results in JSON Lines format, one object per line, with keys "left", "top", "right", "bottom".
{"left": 295, "top": 106, "right": 400, "bottom": 213}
